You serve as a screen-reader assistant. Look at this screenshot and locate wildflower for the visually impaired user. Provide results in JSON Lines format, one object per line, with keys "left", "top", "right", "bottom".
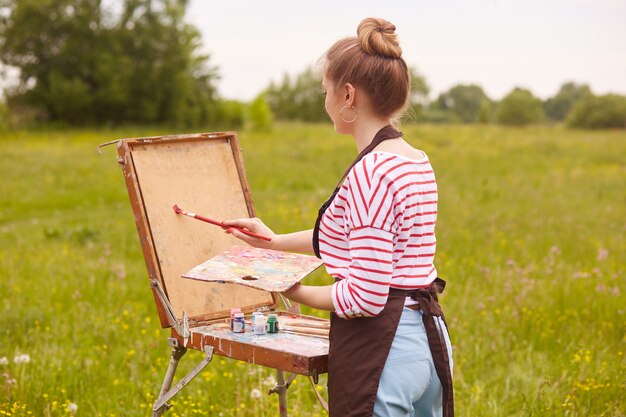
{"left": 3, "top": 374, "right": 17, "bottom": 385}
{"left": 596, "top": 248, "right": 609, "bottom": 261}
{"left": 67, "top": 403, "right": 78, "bottom": 413}
{"left": 0, "top": 357, "right": 8, "bottom": 365}
{"left": 250, "top": 388, "right": 262, "bottom": 399}
{"left": 13, "top": 354, "right": 30, "bottom": 364}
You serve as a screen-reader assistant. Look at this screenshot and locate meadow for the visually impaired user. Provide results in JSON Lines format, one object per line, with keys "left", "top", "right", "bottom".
{"left": 0, "top": 122, "right": 624, "bottom": 416}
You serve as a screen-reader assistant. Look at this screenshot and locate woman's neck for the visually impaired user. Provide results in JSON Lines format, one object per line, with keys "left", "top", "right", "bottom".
{"left": 353, "top": 119, "right": 394, "bottom": 153}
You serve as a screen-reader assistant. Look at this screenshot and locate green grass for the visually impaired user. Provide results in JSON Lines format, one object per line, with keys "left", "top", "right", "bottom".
{"left": 0, "top": 123, "right": 624, "bottom": 416}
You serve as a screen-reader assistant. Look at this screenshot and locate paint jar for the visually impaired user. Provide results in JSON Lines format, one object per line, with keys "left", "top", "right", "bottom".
{"left": 251, "top": 312, "right": 264, "bottom": 333}
{"left": 267, "top": 314, "right": 279, "bottom": 334}
{"left": 230, "top": 307, "right": 241, "bottom": 330}
{"left": 254, "top": 315, "right": 267, "bottom": 335}
{"left": 233, "top": 312, "right": 245, "bottom": 333}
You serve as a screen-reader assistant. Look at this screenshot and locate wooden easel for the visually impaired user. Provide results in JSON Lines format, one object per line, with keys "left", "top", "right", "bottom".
{"left": 110, "top": 132, "right": 329, "bottom": 416}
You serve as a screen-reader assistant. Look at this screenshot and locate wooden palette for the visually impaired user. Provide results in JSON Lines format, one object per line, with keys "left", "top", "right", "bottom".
{"left": 182, "top": 246, "right": 324, "bottom": 292}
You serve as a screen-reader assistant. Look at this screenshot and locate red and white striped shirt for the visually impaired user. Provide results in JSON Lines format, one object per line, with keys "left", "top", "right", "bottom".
{"left": 319, "top": 150, "right": 439, "bottom": 319}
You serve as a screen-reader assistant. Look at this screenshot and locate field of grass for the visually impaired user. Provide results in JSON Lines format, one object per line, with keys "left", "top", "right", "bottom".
{"left": 0, "top": 122, "right": 624, "bottom": 416}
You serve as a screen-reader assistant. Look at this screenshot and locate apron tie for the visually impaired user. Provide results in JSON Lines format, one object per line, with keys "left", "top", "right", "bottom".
{"left": 391, "top": 278, "right": 455, "bottom": 417}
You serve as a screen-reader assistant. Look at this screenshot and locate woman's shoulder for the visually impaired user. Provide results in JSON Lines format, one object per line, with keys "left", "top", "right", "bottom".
{"left": 345, "top": 151, "right": 432, "bottom": 191}
{"left": 355, "top": 151, "right": 431, "bottom": 178}
{"left": 366, "top": 150, "right": 429, "bottom": 164}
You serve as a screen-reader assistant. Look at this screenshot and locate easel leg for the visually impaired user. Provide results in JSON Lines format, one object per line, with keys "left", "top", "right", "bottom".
{"left": 152, "top": 338, "right": 214, "bottom": 417}
{"left": 276, "top": 370, "right": 289, "bottom": 417}
{"left": 153, "top": 338, "right": 187, "bottom": 417}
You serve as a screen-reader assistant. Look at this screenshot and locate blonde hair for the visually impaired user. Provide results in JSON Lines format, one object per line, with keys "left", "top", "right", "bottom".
{"left": 323, "top": 17, "right": 411, "bottom": 119}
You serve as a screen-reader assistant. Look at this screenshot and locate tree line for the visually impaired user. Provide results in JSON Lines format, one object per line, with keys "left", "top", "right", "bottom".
{"left": 263, "top": 69, "right": 626, "bottom": 129}
{"left": 0, "top": 0, "right": 624, "bottom": 130}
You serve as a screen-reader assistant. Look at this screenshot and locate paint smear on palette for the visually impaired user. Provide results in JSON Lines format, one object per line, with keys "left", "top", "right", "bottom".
{"left": 182, "top": 246, "right": 324, "bottom": 292}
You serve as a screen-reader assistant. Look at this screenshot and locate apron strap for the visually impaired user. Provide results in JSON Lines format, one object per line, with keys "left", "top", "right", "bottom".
{"left": 308, "top": 375, "right": 329, "bottom": 413}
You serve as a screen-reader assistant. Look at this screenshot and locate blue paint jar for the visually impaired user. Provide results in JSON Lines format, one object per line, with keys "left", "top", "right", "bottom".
{"left": 233, "top": 312, "right": 245, "bottom": 333}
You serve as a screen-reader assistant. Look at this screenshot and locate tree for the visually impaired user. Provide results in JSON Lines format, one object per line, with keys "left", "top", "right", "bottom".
{"left": 566, "top": 94, "right": 626, "bottom": 129}
{"left": 265, "top": 67, "right": 326, "bottom": 122}
{"left": 496, "top": 87, "right": 545, "bottom": 126}
{"left": 0, "top": 0, "right": 220, "bottom": 126}
{"left": 431, "top": 84, "right": 490, "bottom": 123}
{"left": 544, "top": 82, "right": 592, "bottom": 122}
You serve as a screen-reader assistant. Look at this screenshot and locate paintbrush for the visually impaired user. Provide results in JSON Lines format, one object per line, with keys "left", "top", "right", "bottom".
{"left": 281, "top": 325, "right": 329, "bottom": 337}
{"left": 279, "top": 319, "right": 330, "bottom": 330}
{"left": 281, "top": 329, "right": 328, "bottom": 339}
{"left": 172, "top": 204, "right": 272, "bottom": 241}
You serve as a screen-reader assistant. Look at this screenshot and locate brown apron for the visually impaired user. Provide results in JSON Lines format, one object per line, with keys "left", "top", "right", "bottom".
{"left": 312, "top": 126, "right": 454, "bottom": 416}
{"left": 326, "top": 280, "right": 454, "bottom": 417}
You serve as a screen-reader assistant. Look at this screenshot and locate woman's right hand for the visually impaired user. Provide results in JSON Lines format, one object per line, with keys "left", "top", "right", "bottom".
{"left": 222, "top": 217, "right": 277, "bottom": 249}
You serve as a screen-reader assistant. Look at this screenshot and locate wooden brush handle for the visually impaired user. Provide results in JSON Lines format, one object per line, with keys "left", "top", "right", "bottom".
{"left": 280, "top": 319, "right": 330, "bottom": 330}
{"left": 281, "top": 325, "right": 329, "bottom": 336}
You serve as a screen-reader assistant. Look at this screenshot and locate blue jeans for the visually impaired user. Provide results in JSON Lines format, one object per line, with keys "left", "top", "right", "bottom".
{"left": 374, "top": 307, "right": 453, "bottom": 417}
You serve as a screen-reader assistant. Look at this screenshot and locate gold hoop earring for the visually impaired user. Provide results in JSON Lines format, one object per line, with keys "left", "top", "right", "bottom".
{"left": 340, "top": 105, "right": 358, "bottom": 123}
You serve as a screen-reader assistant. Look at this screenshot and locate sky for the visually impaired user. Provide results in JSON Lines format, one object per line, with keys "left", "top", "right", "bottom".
{"left": 187, "top": 0, "right": 626, "bottom": 102}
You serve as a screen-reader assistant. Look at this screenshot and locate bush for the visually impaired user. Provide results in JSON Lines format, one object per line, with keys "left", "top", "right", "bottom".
{"left": 496, "top": 87, "right": 545, "bottom": 126}
{"left": 216, "top": 100, "right": 245, "bottom": 130}
{"left": 477, "top": 99, "right": 494, "bottom": 124}
{"left": 417, "top": 109, "right": 461, "bottom": 124}
{"left": 246, "top": 94, "right": 274, "bottom": 132}
{"left": 0, "top": 100, "right": 8, "bottom": 129}
{"left": 566, "top": 94, "right": 626, "bottom": 129}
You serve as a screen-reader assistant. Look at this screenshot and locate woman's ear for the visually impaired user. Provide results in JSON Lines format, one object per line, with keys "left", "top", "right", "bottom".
{"left": 344, "top": 82, "right": 356, "bottom": 106}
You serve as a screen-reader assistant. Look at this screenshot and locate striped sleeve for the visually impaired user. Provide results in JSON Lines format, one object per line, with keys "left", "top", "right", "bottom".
{"left": 332, "top": 226, "right": 394, "bottom": 319}
{"left": 331, "top": 157, "right": 397, "bottom": 319}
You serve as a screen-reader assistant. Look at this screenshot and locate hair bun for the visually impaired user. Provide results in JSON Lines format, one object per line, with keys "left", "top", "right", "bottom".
{"left": 357, "top": 17, "right": 402, "bottom": 59}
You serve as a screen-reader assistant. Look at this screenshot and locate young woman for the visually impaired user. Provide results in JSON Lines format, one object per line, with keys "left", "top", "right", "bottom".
{"left": 224, "top": 17, "right": 454, "bottom": 417}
